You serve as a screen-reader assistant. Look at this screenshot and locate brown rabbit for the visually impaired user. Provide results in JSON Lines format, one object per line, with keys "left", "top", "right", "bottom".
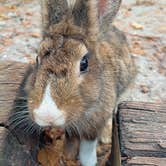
{"left": 14, "top": 0, "right": 136, "bottom": 165}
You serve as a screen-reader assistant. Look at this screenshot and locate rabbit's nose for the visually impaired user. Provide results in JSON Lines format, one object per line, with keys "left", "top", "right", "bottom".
{"left": 33, "top": 84, "right": 66, "bottom": 127}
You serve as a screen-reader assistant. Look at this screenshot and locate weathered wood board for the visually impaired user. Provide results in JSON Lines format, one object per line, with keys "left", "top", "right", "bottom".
{"left": 0, "top": 61, "right": 29, "bottom": 124}
{"left": 118, "top": 102, "right": 166, "bottom": 166}
{"left": 0, "top": 61, "right": 40, "bottom": 166}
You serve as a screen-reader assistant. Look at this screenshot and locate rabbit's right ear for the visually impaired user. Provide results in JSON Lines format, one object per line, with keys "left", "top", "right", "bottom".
{"left": 72, "top": 0, "right": 122, "bottom": 40}
{"left": 41, "top": 0, "right": 69, "bottom": 34}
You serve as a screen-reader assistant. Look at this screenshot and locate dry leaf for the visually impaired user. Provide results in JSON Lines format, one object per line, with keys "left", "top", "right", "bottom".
{"left": 130, "top": 22, "right": 144, "bottom": 30}
{"left": 6, "top": 5, "right": 17, "bottom": 10}
{"left": 136, "top": 0, "right": 155, "bottom": 6}
{"left": 26, "top": 12, "right": 33, "bottom": 16}
{"left": 30, "top": 32, "right": 41, "bottom": 38}
{"left": 22, "top": 20, "right": 31, "bottom": 27}
{"left": 131, "top": 42, "right": 145, "bottom": 56}
{"left": 38, "top": 128, "right": 78, "bottom": 166}
{"left": 38, "top": 128, "right": 112, "bottom": 166}
{"left": 1, "top": 37, "right": 13, "bottom": 47}
{"left": 140, "top": 85, "right": 150, "bottom": 93}
{"left": 0, "top": 14, "right": 9, "bottom": 20}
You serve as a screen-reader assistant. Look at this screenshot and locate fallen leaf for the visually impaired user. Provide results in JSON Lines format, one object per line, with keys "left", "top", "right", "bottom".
{"left": 22, "top": 20, "right": 31, "bottom": 27}
{"left": 140, "top": 85, "right": 150, "bottom": 93}
{"left": 135, "top": 0, "right": 155, "bottom": 6}
{"left": 0, "top": 37, "right": 13, "bottom": 46}
{"left": 26, "top": 12, "right": 33, "bottom": 16}
{"left": 30, "top": 32, "right": 41, "bottom": 38}
{"left": 38, "top": 128, "right": 78, "bottom": 166}
{"left": 38, "top": 128, "right": 112, "bottom": 166}
{"left": 131, "top": 41, "right": 145, "bottom": 56}
{"left": 0, "top": 14, "right": 9, "bottom": 20}
{"left": 130, "top": 22, "right": 144, "bottom": 30}
{"left": 6, "top": 5, "right": 17, "bottom": 10}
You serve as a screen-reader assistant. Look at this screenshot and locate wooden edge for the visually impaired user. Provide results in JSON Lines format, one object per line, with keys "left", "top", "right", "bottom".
{"left": 107, "top": 115, "right": 121, "bottom": 166}
{"left": 127, "top": 157, "right": 166, "bottom": 166}
{"left": 118, "top": 101, "right": 166, "bottom": 111}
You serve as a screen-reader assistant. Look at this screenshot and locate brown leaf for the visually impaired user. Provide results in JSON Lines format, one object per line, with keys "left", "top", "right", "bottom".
{"left": 131, "top": 42, "right": 145, "bottom": 56}
{"left": 38, "top": 128, "right": 112, "bottom": 166}
{"left": 22, "top": 20, "right": 31, "bottom": 27}
{"left": 26, "top": 12, "right": 33, "bottom": 16}
{"left": 140, "top": 85, "right": 150, "bottom": 93}
{"left": 130, "top": 22, "right": 144, "bottom": 30}
{"left": 135, "top": 0, "right": 155, "bottom": 6}
{"left": 0, "top": 14, "right": 9, "bottom": 20}
{"left": 30, "top": 32, "right": 41, "bottom": 38}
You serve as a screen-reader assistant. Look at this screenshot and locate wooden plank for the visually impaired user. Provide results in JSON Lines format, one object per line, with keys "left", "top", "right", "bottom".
{"left": 127, "top": 157, "right": 166, "bottom": 166}
{"left": 118, "top": 101, "right": 166, "bottom": 166}
{"left": 0, "top": 126, "right": 39, "bottom": 166}
{"left": 0, "top": 61, "right": 40, "bottom": 166}
{"left": 0, "top": 61, "right": 29, "bottom": 124}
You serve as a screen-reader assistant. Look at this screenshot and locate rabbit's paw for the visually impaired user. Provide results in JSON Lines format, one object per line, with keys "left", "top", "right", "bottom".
{"left": 79, "top": 139, "right": 97, "bottom": 166}
{"left": 100, "top": 118, "right": 112, "bottom": 144}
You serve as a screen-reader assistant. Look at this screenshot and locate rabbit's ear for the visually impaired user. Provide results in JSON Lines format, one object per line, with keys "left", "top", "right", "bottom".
{"left": 41, "top": 0, "right": 68, "bottom": 34}
{"left": 72, "top": 0, "right": 121, "bottom": 37}
{"left": 72, "top": 1, "right": 99, "bottom": 39}
{"left": 98, "top": 0, "right": 122, "bottom": 25}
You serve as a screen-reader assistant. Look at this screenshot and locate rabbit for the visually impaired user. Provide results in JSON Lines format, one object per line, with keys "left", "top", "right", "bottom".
{"left": 13, "top": 0, "right": 136, "bottom": 165}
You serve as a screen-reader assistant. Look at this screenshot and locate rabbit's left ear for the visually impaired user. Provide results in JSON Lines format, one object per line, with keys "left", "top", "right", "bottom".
{"left": 72, "top": 0, "right": 122, "bottom": 37}
{"left": 98, "top": 0, "right": 122, "bottom": 26}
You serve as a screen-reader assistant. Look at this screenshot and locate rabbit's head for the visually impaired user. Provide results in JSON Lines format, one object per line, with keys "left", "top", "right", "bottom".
{"left": 27, "top": 0, "right": 121, "bottom": 138}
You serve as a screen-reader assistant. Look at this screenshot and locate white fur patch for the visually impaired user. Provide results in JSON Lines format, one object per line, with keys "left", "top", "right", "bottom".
{"left": 79, "top": 139, "right": 97, "bottom": 166}
{"left": 66, "top": 0, "right": 77, "bottom": 8}
{"left": 33, "top": 84, "right": 65, "bottom": 127}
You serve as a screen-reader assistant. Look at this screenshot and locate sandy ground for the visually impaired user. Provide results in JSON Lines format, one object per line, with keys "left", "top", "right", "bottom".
{"left": 0, "top": 0, "right": 166, "bottom": 102}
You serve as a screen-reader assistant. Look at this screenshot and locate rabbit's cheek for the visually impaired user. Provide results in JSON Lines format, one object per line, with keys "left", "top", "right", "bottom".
{"left": 33, "top": 84, "right": 66, "bottom": 127}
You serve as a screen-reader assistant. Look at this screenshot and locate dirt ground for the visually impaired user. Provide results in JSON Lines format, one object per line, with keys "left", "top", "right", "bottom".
{"left": 0, "top": 0, "right": 166, "bottom": 102}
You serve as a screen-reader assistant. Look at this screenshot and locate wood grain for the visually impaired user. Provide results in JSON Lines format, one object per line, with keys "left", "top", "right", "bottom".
{"left": 0, "top": 61, "right": 29, "bottom": 124}
{"left": 0, "top": 61, "right": 39, "bottom": 166}
{"left": 118, "top": 101, "right": 166, "bottom": 166}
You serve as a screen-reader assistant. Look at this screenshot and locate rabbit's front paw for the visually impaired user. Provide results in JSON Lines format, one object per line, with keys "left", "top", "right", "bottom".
{"left": 79, "top": 139, "right": 97, "bottom": 166}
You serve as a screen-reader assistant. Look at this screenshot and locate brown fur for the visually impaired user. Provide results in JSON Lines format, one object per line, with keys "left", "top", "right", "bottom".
{"left": 26, "top": 0, "right": 136, "bottom": 161}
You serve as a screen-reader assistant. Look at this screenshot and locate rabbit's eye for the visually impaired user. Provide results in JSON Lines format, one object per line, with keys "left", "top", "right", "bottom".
{"left": 80, "top": 53, "right": 89, "bottom": 73}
